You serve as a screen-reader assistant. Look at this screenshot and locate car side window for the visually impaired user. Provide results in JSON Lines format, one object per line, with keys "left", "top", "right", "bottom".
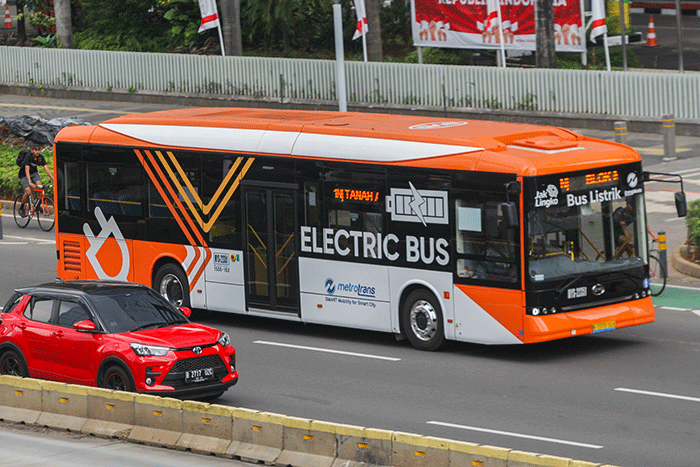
{"left": 23, "top": 298, "right": 54, "bottom": 323}
{"left": 57, "top": 301, "right": 90, "bottom": 328}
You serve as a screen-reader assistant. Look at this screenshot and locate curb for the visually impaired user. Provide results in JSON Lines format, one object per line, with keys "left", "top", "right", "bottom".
{"left": 0, "top": 375, "right": 619, "bottom": 467}
{"left": 671, "top": 244, "right": 700, "bottom": 278}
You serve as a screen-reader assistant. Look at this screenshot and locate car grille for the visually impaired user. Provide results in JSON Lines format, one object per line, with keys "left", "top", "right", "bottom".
{"left": 161, "top": 354, "right": 229, "bottom": 390}
{"left": 171, "top": 355, "right": 225, "bottom": 372}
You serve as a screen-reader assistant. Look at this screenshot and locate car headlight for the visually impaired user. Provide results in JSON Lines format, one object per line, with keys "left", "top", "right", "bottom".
{"left": 130, "top": 343, "right": 171, "bottom": 357}
{"left": 217, "top": 332, "right": 231, "bottom": 348}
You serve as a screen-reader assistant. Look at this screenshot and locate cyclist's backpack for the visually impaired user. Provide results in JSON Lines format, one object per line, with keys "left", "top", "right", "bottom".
{"left": 15, "top": 149, "right": 29, "bottom": 167}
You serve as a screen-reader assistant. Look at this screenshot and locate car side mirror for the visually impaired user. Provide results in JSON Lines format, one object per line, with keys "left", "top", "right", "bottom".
{"left": 73, "top": 320, "right": 96, "bottom": 332}
{"left": 180, "top": 307, "right": 192, "bottom": 318}
{"left": 675, "top": 192, "right": 687, "bottom": 217}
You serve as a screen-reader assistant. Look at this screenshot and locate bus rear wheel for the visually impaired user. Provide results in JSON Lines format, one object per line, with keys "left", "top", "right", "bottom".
{"left": 154, "top": 263, "right": 190, "bottom": 309}
{"left": 401, "top": 290, "right": 445, "bottom": 351}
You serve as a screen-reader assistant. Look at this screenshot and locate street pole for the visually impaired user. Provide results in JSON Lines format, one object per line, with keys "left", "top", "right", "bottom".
{"left": 675, "top": 0, "right": 684, "bottom": 72}
{"left": 619, "top": 0, "right": 627, "bottom": 71}
{"left": 333, "top": 0, "right": 347, "bottom": 112}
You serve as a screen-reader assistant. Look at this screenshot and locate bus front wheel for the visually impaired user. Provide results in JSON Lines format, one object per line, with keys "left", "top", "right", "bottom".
{"left": 154, "top": 263, "right": 191, "bottom": 309}
{"left": 401, "top": 290, "right": 445, "bottom": 351}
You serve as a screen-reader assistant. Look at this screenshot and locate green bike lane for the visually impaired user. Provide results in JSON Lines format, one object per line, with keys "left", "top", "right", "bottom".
{"left": 652, "top": 284, "right": 700, "bottom": 310}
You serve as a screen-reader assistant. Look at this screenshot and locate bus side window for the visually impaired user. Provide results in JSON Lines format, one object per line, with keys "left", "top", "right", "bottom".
{"left": 455, "top": 198, "right": 518, "bottom": 283}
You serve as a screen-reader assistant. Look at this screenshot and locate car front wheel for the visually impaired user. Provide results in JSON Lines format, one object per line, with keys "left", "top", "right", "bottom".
{"left": 101, "top": 365, "right": 134, "bottom": 392}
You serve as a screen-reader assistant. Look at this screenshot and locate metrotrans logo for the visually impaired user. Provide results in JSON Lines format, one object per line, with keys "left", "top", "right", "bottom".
{"left": 325, "top": 278, "right": 375, "bottom": 298}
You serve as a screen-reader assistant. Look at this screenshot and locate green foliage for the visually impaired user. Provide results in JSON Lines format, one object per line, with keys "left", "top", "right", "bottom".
{"left": 16, "top": 11, "right": 56, "bottom": 32}
{"left": 686, "top": 199, "right": 700, "bottom": 246}
{"left": 402, "top": 47, "right": 487, "bottom": 66}
{"left": 240, "top": 0, "right": 335, "bottom": 55}
{"left": 557, "top": 47, "right": 642, "bottom": 70}
{"left": 163, "top": 0, "right": 209, "bottom": 49}
{"left": 0, "top": 146, "right": 54, "bottom": 200}
{"left": 73, "top": 0, "right": 174, "bottom": 51}
{"left": 34, "top": 34, "right": 60, "bottom": 48}
{"left": 380, "top": 0, "right": 411, "bottom": 47}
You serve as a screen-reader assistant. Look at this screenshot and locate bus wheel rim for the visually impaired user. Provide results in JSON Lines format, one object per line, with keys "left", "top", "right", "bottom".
{"left": 410, "top": 300, "right": 438, "bottom": 342}
{"left": 160, "top": 273, "right": 184, "bottom": 307}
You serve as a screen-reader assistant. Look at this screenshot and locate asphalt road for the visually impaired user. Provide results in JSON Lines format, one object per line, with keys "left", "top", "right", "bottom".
{"left": 626, "top": 12, "right": 700, "bottom": 71}
{"left": 3, "top": 97, "right": 700, "bottom": 467}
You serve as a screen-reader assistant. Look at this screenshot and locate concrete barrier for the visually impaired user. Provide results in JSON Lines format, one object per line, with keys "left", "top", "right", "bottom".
{"left": 176, "top": 400, "right": 233, "bottom": 456}
{"left": 335, "top": 424, "right": 392, "bottom": 467}
{"left": 0, "top": 377, "right": 619, "bottom": 467}
{"left": 83, "top": 386, "right": 135, "bottom": 438}
{"left": 277, "top": 415, "right": 337, "bottom": 467}
{"left": 129, "top": 395, "right": 183, "bottom": 449}
{"left": 38, "top": 380, "right": 88, "bottom": 431}
{"left": 0, "top": 375, "right": 42, "bottom": 424}
{"left": 230, "top": 408, "right": 284, "bottom": 464}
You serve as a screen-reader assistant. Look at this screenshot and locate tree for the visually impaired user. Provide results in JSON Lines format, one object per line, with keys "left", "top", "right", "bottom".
{"left": 365, "top": 0, "right": 382, "bottom": 62}
{"left": 535, "top": 0, "right": 556, "bottom": 68}
{"left": 54, "top": 0, "right": 73, "bottom": 48}
{"left": 221, "top": 0, "right": 243, "bottom": 56}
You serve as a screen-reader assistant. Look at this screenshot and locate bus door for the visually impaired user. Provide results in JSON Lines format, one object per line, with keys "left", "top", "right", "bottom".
{"left": 243, "top": 185, "right": 299, "bottom": 314}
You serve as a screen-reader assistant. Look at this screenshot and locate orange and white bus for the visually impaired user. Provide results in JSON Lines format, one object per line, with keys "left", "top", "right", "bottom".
{"left": 52, "top": 108, "right": 685, "bottom": 350}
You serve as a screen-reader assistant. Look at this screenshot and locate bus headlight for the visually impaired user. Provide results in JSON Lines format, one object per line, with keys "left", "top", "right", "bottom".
{"left": 531, "top": 307, "right": 541, "bottom": 316}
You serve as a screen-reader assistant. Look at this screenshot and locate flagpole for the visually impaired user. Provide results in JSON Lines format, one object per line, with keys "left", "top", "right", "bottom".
{"left": 217, "top": 25, "right": 226, "bottom": 56}
{"left": 362, "top": 34, "right": 368, "bottom": 62}
{"left": 496, "top": 3, "right": 506, "bottom": 67}
{"left": 603, "top": 33, "right": 611, "bottom": 71}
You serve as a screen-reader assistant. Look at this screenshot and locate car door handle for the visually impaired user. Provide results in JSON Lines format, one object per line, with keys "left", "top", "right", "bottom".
{"left": 17, "top": 323, "right": 27, "bottom": 330}
{"left": 53, "top": 331, "right": 64, "bottom": 337}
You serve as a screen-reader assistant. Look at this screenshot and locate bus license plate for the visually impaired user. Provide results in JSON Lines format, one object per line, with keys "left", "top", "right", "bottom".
{"left": 185, "top": 367, "right": 214, "bottom": 383}
{"left": 592, "top": 320, "right": 616, "bottom": 334}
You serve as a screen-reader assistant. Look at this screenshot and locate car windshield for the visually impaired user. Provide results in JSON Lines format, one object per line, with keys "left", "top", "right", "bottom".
{"left": 89, "top": 288, "right": 188, "bottom": 334}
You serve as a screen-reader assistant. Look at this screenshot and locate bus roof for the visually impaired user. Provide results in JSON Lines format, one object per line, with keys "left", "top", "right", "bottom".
{"left": 56, "top": 107, "right": 641, "bottom": 176}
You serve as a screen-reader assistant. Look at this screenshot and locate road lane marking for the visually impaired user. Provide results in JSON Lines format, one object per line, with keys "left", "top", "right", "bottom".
{"left": 426, "top": 421, "right": 604, "bottom": 449}
{"left": 615, "top": 388, "right": 700, "bottom": 403}
{"left": 0, "top": 234, "right": 55, "bottom": 244}
{"left": 253, "top": 341, "right": 401, "bottom": 361}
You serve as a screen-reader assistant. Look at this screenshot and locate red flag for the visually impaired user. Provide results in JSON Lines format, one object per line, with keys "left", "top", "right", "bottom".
{"left": 590, "top": 0, "right": 607, "bottom": 43}
{"left": 353, "top": 0, "right": 368, "bottom": 40}
{"left": 198, "top": 0, "right": 220, "bottom": 33}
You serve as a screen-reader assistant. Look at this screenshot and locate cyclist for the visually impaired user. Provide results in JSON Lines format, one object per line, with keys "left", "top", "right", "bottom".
{"left": 18, "top": 145, "right": 54, "bottom": 217}
{"left": 613, "top": 197, "right": 658, "bottom": 257}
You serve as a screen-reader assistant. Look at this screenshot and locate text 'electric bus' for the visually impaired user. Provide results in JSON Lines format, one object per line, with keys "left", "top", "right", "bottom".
{"left": 52, "top": 108, "right": 686, "bottom": 350}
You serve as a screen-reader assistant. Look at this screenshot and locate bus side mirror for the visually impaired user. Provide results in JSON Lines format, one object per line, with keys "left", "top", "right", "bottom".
{"left": 501, "top": 202, "right": 518, "bottom": 228}
{"left": 675, "top": 192, "right": 687, "bottom": 217}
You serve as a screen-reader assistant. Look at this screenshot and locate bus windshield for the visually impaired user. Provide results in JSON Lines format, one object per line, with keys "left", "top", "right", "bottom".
{"left": 526, "top": 165, "right": 648, "bottom": 283}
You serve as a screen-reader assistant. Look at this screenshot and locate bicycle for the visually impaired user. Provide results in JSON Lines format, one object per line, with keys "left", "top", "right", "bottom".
{"left": 648, "top": 239, "right": 666, "bottom": 297}
{"left": 13, "top": 185, "right": 55, "bottom": 232}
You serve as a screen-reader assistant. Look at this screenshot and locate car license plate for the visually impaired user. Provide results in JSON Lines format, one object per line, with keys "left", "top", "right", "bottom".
{"left": 185, "top": 367, "right": 214, "bottom": 383}
{"left": 592, "top": 320, "right": 616, "bottom": 334}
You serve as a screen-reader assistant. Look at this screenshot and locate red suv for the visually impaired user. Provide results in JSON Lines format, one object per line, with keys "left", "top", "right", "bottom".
{"left": 0, "top": 280, "right": 238, "bottom": 400}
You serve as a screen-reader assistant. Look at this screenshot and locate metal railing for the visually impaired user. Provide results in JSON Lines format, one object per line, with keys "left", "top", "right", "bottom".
{"left": 1, "top": 46, "right": 699, "bottom": 119}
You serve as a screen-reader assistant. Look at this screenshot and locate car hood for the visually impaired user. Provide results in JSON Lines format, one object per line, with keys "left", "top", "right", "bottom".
{"left": 122, "top": 323, "right": 221, "bottom": 348}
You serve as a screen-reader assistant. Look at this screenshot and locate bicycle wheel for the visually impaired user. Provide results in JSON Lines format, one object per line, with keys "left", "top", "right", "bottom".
{"left": 13, "top": 195, "right": 31, "bottom": 228}
{"left": 37, "top": 196, "right": 55, "bottom": 231}
{"left": 649, "top": 254, "right": 666, "bottom": 297}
